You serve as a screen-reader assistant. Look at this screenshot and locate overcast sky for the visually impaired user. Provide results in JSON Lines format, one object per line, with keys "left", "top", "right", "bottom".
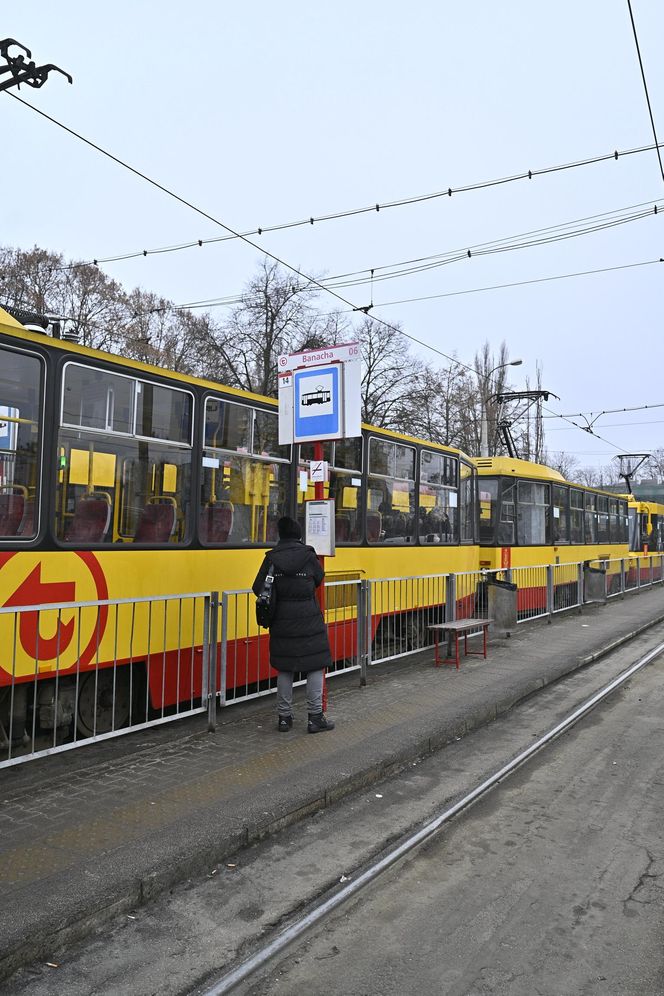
{"left": 4, "top": 1, "right": 663, "bottom": 468}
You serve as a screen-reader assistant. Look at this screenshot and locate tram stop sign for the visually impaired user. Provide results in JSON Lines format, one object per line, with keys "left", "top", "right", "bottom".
{"left": 278, "top": 343, "right": 361, "bottom": 445}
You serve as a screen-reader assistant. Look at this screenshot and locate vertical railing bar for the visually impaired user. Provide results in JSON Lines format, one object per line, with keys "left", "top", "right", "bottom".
{"left": 219, "top": 592, "right": 229, "bottom": 707}
{"left": 30, "top": 612, "right": 40, "bottom": 752}
{"left": 145, "top": 601, "right": 153, "bottom": 723}
{"left": 110, "top": 604, "right": 118, "bottom": 733}
{"left": 208, "top": 592, "right": 219, "bottom": 731}
{"left": 175, "top": 597, "right": 183, "bottom": 715}
{"left": 190, "top": 598, "right": 197, "bottom": 709}
{"left": 8, "top": 613, "right": 18, "bottom": 760}
{"left": 161, "top": 599, "right": 168, "bottom": 720}
{"left": 52, "top": 608, "right": 62, "bottom": 749}
{"left": 92, "top": 605, "right": 103, "bottom": 739}
{"left": 73, "top": 606, "right": 82, "bottom": 743}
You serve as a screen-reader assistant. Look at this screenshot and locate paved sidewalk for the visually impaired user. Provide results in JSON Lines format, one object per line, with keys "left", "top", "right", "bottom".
{"left": 2, "top": 589, "right": 664, "bottom": 983}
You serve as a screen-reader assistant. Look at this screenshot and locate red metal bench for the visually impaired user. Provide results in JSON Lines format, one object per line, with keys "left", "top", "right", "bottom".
{"left": 428, "top": 619, "right": 493, "bottom": 670}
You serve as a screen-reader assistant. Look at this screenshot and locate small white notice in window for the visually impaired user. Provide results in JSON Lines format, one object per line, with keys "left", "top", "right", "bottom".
{"left": 202, "top": 456, "right": 220, "bottom": 469}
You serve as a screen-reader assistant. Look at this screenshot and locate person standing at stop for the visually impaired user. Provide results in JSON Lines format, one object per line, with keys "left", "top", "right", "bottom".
{"left": 252, "top": 516, "right": 335, "bottom": 734}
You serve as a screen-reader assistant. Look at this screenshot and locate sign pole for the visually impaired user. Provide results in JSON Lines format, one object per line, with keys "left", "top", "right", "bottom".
{"left": 312, "top": 439, "right": 328, "bottom": 711}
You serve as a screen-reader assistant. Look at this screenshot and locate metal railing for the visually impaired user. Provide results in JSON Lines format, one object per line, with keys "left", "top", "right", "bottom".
{"left": 0, "top": 592, "right": 213, "bottom": 768}
{"left": 218, "top": 579, "right": 364, "bottom": 708}
{"left": 2, "top": 553, "right": 662, "bottom": 767}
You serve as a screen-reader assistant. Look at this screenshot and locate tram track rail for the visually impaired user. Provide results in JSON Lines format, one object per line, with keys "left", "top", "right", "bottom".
{"left": 197, "top": 635, "right": 664, "bottom": 996}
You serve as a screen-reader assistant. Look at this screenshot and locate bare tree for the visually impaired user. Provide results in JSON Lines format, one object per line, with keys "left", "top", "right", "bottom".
{"left": 196, "top": 260, "right": 348, "bottom": 397}
{"left": 358, "top": 317, "right": 424, "bottom": 428}
{"left": 542, "top": 450, "right": 580, "bottom": 479}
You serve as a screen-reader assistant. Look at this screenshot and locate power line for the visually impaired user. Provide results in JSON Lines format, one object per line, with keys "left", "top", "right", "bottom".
{"left": 5, "top": 89, "right": 653, "bottom": 273}
{"left": 7, "top": 91, "right": 662, "bottom": 384}
{"left": 5, "top": 90, "right": 476, "bottom": 373}
{"left": 626, "top": 0, "right": 664, "bottom": 185}
{"left": 543, "top": 401, "right": 664, "bottom": 420}
{"left": 174, "top": 257, "right": 662, "bottom": 314}
{"left": 172, "top": 202, "right": 662, "bottom": 311}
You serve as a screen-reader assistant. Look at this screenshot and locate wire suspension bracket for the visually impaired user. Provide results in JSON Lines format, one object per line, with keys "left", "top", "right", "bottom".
{"left": 0, "top": 38, "right": 72, "bottom": 93}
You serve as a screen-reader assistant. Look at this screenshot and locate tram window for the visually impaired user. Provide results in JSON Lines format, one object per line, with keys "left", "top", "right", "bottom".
{"left": 57, "top": 370, "right": 193, "bottom": 545}
{"left": 458, "top": 461, "right": 475, "bottom": 543}
{"left": 478, "top": 478, "right": 498, "bottom": 544}
{"left": 516, "top": 481, "right": 550, "bottom": 546}
{"left": 135, "top": 381, "right": 192, "bottom": 444}
{"left": 420, "top": 450, "right": 459, "bottom": 544}
{"left": 0, "top": 347, "right": 43, "bottom": 539}
{"left": 298, "top": 441, "right": 363, "bottom": 544}
{"left": 368, "top": 438, "right": 416, "bottom": 544}
{"left": 201, "top": 398, "right": 289, "bottom": 545}
{"left": 205, "top": 398, "right": 251, "bottom": 452}
{"left": 62, "top": 365, "right": 134, "bottom": 434}
{"left": 333, "top": 437, "right": 362, "bottom": 471}
{"left": 628, "top": 507, "right": 639, "bottom": 551}
{"left": 596, "top": 495, "right": 609, "bottom": 543}
{"left": 570, "top": 489, "right": 584, "bottom": 543}
{"left": 254, "top": 409, "right": 283, "bottom": 458}
{"left": 552, "top": 484, "right": 569, "bottom": 543}
{"left": 497, "top": 481, "right": 516, "bottom": 545}
{"left": 584, "top": 492, "right": 597, "bottom": 543}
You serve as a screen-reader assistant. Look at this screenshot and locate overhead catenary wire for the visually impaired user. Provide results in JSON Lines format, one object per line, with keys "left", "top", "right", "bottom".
{"left": 5, "top": 90, "right": 476, "bottom": 374}
{"left": 626, "top": 0, "right": 664, "bottom": 185}
{"left": 174, "top": 257, "right": 663, "bottom": 313}
{"left": 28, "top": 142, "right": 661, "bottom": 275}
{"left": 7, "top": 90, "right": 662, "bottom": 455}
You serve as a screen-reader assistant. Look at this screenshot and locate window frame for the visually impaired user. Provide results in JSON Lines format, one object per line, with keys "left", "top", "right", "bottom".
{"left": 0, "top": 342, "right": 46, "bottom": 544}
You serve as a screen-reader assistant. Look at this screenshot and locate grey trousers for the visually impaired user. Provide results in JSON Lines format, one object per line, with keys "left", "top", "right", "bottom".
{"left": 277, "top": 669, "right": 324, "bottom": 716}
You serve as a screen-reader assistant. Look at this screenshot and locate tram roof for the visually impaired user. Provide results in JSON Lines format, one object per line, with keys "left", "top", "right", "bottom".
{"left": 473, "top": 456, "right": 567, "bottom": 482}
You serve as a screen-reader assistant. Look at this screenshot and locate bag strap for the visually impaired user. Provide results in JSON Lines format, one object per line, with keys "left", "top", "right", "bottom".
{"left": 260, "top": 560, "right": 275, "bottom": 596}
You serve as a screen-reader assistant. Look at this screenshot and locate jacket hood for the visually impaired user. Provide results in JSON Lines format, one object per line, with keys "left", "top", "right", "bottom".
{"left": 270, "top": 539, "right": 313, "bottom": 575}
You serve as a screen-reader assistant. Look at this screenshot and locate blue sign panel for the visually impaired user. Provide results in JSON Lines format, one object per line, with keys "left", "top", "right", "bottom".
{"left": 294, "top": 365, "right": 340, "bottom": 440}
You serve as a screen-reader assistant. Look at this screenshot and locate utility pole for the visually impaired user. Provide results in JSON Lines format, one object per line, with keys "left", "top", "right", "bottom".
{"left": 0, "top": 38, "right": 72, "bottom": 93}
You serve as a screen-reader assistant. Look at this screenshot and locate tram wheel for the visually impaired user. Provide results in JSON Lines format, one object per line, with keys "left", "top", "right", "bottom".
{"left": 76, "top": 668, "right": 131, "bottom": 737}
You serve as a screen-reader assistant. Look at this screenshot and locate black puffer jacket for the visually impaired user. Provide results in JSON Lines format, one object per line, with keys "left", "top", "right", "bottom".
{"left": 252, "top": 539, "right": 332, "bottom": 673}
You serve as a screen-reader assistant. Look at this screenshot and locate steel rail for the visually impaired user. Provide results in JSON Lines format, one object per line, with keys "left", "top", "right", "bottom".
{"left": 199, "top": 637, "right": 664, "bottom": 995}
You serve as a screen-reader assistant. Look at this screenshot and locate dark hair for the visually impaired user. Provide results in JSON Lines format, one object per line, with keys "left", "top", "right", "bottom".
{"left": 277, "top": 516, "right": 302, "bottom": 541}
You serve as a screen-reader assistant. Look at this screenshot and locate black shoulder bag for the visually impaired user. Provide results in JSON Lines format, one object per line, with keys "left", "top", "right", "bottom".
{"left": 255, "top": 561, "right": 277, "bottom": 628}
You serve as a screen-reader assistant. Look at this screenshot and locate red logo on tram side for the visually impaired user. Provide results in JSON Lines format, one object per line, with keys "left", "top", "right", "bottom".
{"left": 1, "top": 552, "right": 109, "bottom": 667}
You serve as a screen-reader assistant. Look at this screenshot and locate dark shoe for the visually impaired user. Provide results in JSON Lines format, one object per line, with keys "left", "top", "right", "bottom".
{"left": 278, "top": 715, "right": 293, "bottom": 732}
{"left": 307, "top": 712, "right": 335, "bottom": 734}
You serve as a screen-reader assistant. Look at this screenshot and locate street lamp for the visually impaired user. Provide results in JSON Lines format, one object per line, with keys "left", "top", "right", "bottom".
{"left": 480, "top": 359, "right": 522, "bottom": 457}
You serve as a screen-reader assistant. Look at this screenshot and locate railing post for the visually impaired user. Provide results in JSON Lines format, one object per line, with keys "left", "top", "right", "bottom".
{"left": 546, "top": 564, "right": 554, "bottom": 622}
{"left": 650, "top": 556, "right": 655, "bottom": 587}
{"left": 577, "top": 562, "right": 584, "bottom": 610}
{"left": 446, "top": 573, "right": 457, "bottom": 622}
{"left": 358, "top": 580, "right": 368, "bottom": 687}
{"left": 620, "top": 558, "right": 626, "bottom": 596}
{"left": 219, "top": 592, "right": 228, "bottom": 708}
{"left": 365, "top": 580, "right": 373, "bottom": 669}
{"left": 207, "top": 591, "right": 219, "bottom": 733}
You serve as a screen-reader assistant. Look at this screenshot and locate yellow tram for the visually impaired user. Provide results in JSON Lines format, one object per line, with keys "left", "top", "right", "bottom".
{"left": 0, "top": 306, "right": 478, "bottom": 737}
{"left": 475, "top": 456, "right": 630, "bottom": 610}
